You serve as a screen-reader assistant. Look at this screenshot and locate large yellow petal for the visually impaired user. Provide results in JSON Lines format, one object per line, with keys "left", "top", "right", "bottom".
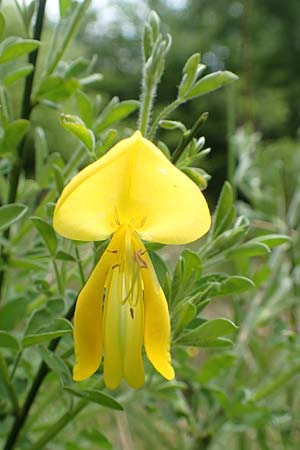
{"left": 53, "top": 131, "right": 211, "bottom": 244}
{"left": 73, "top": 250, "right": 113, "bottom": 381}
{"left": 141, "top": 253, "right": 175, "bottom": 380}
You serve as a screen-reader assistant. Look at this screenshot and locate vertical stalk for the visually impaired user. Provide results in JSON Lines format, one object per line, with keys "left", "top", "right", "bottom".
{"left": 2, "top": 301, "right": 76, "bottom": 450}
{"left": 138, "top": 80, "right": 155, "bottom": 136}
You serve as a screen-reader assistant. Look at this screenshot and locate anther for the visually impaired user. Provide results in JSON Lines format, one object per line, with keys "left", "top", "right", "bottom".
{"left": 112, "top": 263, "right": 120, "bottom": 270}
{"left": 107, "top": 249, "right": 118, "bottom": 253}
{"left": 130, "top": 307, "right": 134, "bottom": 319}
{"left": 134, "top": 249, "right": 148, "bottom": 268}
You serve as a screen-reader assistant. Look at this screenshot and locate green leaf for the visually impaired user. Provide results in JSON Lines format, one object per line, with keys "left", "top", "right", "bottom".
{"left": 254, "top": 234, "right": 291, "bottom": 249}
{"left": 212, "top": 182, "right": 234, "bottom": 236}
{"left": 0, "top": 331, "right": 20, "bottom": 350}
{"left": 173, "top": 300, "right": 197, "bottom": 335}
{"left": 65, "top": 58, "right": 89, "bottom": 78}
{"left": 206, "top": 275, "right": 255, "bottom": 297}
{"left": 9, "top": 257, "right": 46, "bottom": 271}
{"left": 0, "top": 203, "right": 27, "bottom": 231}
{"left": 80, "top": 73, "right": 103, "bottom": 87}
{"left": 178, "top": 318, "right": 238, "bottom": 346}
{"left": 76, "top": 90, "right": 93, "bottom": 127}
{"left": 0, "top": 12, "right": 5, "bottom": 41}
{"left": 203, "top": 226, "right": 248, "bottom": 259}
{"left": 95, "top": 100, "right": 139, "bottom": 134}
{"left": 226, "top": 241, "right": 271, "bottom": 258}
{"left": 0, "top": 353, "right": 19, "bottom": 413}
{"left": 172, "top": 250, "right": 202, "bottom": 304}
{"left": 184, "top": 71, "right": 238, "bottom": 100}
{"left": 60, "top": 114, "right": 95, "bottom": 152}
{"left": 178, "top": 53, "right": 201, "bottom": 98}
{"left": 22, "top": 319, "right": 72, "bottom": 347}
{"left": 56, "top": 250, "right": 76, "bottom": 262}
{"left": 82, "top": 430, "right": 112, "bottom": 449}
{"left": 25, "top": 298, "right": 65, "bottom": 335}
{"left": 220, "top": 275, "right": 255, "bottom": 295}
{"left": 65, "top": 387, "right": 123, "bottom": 411}
{"left": 36, "top": 76, "right": 80, "bottom": 102}
{"left": 149, "top": 251, "right": 169, "bottom": 287}
{"left": 95, "top": 129, "right": 118, "bottom": 157}
{"left": 42, "top": 347, "right": 72, "bottom": 384}
{"left": 0, "top": 297, "right": 30, "bottom": 331}
{"left": 3, "top": 64, "right": 33, "bottom": 86}
{"left": 31, "top": 217, "right": 57, "bottom": 255}
{"left": 59, "top": 0, "right": 71, "bottom": 17}
{"left": 0, "top": 37, "right": 40, "bottom": 63}
{"left": 2, "top": 119, "right": 30, "bottom": 153}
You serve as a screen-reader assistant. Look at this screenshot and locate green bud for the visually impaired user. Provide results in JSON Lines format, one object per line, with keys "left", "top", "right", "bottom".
{"left": 159, "top": 120, "right": 186, "bottom": 132}
{"left": 149, "top": 11, "right": 160, "bottom": 42}
{"left": 181, "top": 167, "right": 208, "bottom": 190}
{"left": 143, "top": 24, "right": 153, "bottom": 61}
{"left": 178, "top": 53, "right": 201, "bottom": 99}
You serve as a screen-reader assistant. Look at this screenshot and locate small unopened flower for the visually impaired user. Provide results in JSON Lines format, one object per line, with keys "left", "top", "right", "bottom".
{"left": 53, "top": 131, "right": 211, "bottom": 389}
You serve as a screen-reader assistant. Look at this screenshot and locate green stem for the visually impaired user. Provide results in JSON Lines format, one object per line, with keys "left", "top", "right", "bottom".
{"left": 10, "top": 350, "right": 23, "bottom": 380}
{"left": 0, "top": 354, "right": 19, "bottom": 415}
{"left": 52, "top": 259, "right": 64, "bottom": 296}
{"left": 138, "top": 80, "right": 155, "bottom": 136}
{"left": 171, "top": 112, "right": 209, "bottom": 164}
{"left": 75, "top": 246, "right": 86, "bottom": 285}
{"left": 148, "top": 98, "right": 181, "bottom": 139}
{"left": 2, "top": 302, "right": 76, "bottom": 450}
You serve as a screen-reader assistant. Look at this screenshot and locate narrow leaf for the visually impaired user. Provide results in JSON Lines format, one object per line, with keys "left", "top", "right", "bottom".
{"left": 3, "top": 64, "right": 33, "bottom": 86}
{"left": 212, "top": 182, "right": 234, "bottom": 236}
{"left": 0, "top": 203, "right": 27, "bottom": 231}
{"left": 31, "top": 217, "right": 57, "bottom": 255}
{"left": 95, "top": 100, "right": 139, "bottom": 134}
{"left": 65, "top": 387, "right": 123, "bottom": 410}
{"left": 60, "top": 113, "right": 95, "bottom": 152}
{"left": 178, "top": 318, "right": 238, "bottom": 346}
{"left": 227, "top": 241, "right": 271, "bottom": 258}
{"left": 185, "top": 71, "right": 238, "bottom": 100}
{"left": 254, "top": 234, "right": 291, "bottom": 249}
{"left": 0, "top": 331, "right": 20, "bottom": 350}
{"left": 2, "top": 119, "right": 29, "bottom": 153}
{"left": 0, "top": 38, "right": 40, "bottom": 63}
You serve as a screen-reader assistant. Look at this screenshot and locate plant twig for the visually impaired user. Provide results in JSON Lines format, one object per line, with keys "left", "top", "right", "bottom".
{"left": 147, "top": 98, "right": 181, "bottom": 139}
{"left": 2, "top": 301, "right": 76, "bottom": 450}
{"left": 171, "top": 112, "right": 209, "bottom": 164}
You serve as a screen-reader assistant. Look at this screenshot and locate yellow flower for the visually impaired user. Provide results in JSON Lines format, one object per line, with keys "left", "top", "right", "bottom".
{"left": 53, "top": 131, "right": 211, "bottom": 389}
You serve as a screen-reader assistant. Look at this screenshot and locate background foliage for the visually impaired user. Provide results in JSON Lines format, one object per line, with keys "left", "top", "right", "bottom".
{"left": 0, "top": 1, "right": 299, "bottom": 450}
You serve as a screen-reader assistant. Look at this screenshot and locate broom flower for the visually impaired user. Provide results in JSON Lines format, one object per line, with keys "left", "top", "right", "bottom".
{"left": 53, "top": 131, "right": 211, "bottom": 389}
